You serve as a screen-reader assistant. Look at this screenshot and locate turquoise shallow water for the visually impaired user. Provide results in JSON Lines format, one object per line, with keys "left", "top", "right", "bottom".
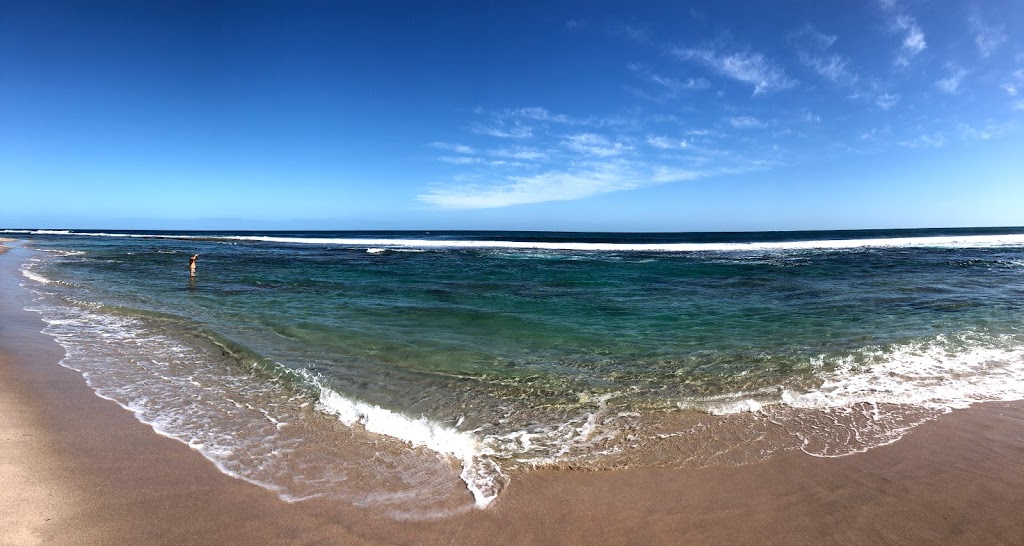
{"left": 9, "top": 227, "right": 1024, "bottom": 514}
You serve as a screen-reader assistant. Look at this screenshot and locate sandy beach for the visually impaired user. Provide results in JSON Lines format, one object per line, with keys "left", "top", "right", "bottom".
{"left": 2, "top": 241, "right": 1024, "bottom": 545}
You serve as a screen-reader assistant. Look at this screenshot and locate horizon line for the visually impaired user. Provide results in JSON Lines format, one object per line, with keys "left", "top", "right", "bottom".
{"left": 4, "top": 225, "right": 1024, "bottom": 236}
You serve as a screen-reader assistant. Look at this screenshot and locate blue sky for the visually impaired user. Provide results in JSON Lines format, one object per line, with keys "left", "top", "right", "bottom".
{"left": 2, "top": 0, "right": 1022, "bottom": 231}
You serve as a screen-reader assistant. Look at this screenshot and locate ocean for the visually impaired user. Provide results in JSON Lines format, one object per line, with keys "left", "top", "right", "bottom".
{"left": 7, "top": 227, "right": 1024, "bottom": 519}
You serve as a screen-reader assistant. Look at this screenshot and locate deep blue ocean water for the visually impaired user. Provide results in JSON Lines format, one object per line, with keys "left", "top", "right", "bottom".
{"left": 8, "top": 227, "right": 1024, "bottom": 516}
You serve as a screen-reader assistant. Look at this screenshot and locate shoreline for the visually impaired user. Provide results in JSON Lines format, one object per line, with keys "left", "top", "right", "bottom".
{"left": 2, "top": 242, "right": 1024, "bottom": 544}
{"left": 0, "top": 243, "right": 375, "bottom": 544}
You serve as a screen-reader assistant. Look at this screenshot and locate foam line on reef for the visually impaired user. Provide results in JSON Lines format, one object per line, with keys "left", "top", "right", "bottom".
{"left": 6, "top": 229, "right": 1024, "bottom": 253}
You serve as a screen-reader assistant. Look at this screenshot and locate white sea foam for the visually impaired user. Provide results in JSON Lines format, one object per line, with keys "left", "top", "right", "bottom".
{"left": 20, "top": 267, "right": 54, "bottom": 285}
{"left": 26, "top": 299, "right": 298, "bottom": 493}
{"left": 13, "top": 230, "right": 1024, "bottom": 253}
{"left": 306, "top": 373, "right": 501, "bottom": 508}
{"left": 784, "top": 334, "right": 1024, "bottom": 412}
{"left": 37, "top": 249, "right": 85, "bottom": 256}
{"left": 692, "top": 334, "right": 1024, "bottom": 418}
{"left": 1, "top": 229, "right": 72, "bottom": 235}
{"left": 297, "top": 369, "right": 629, "bottom": 505}
{"left": 366, "top": 248, "right": 427, "bottom": 254}
{"left": 689, "top": 333, "right": 1024, "bottom": 457}
{"left": 707, "top": 398, "right": 765, "bottom": 415}
{"left": 156, "top": 233, "right": 1024, "bottom": 252}
{"left": 19, "top": 257, "right": 84, "bottom": 288}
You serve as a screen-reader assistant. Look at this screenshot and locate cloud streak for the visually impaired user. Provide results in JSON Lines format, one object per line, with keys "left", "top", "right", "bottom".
{"left": 627, "top": 64, "right": 710, "bottom": 101}
{"left": 894, "top": 16, "right": 926, "bottom": 66}
{"left": 437, "top": 156, "right": 482, "bottom": 165}
{"left": 969, "top": 16, "right": 1005, "bottom": 58}
{"left": 727, "top": 116, "right": 768, "bottom": 129}
{"left": 880, "top": 2, "right": 926, "bottom": 67}
{"left": 672, "top": 46, "right": 796, "bottom": 94}
{"left": 802, "top": 53, "right": 857, "bottom": 86}
{"left": 935, "top": 64, "right": 968, "bottom": 94}
{"left": 790, "top": 25, "right": 858, "bottom": 87}
{"left": 645, "top": 135, "right": 689, "bottom": 150}
{"left": 472, "top": 123, "right": 533, "bottom": 139}
{"left": 900, "top": 133, "right": 946, "bottom": 149}
{"left": 876, "top": 93, "right": 900, "bottom": 110}
{"left": 431, "top": 142, "right": 475, "bottom": 154}
{"left": 419, "top": 162, "right": 641, "bottom": 208}
{"left": 651, "top": 161, "right": 774, "bottom": 184}
{"left": 419, "top": 156, "right": 774, "bottom": 209}
{"left": 490, "top": 146, "right": 549, "bottom": 161}
{"left": 510, "top": 107, "right": 572, "bottom": 123}
{"left": 563, "top": 133, "right": 632, "bottom": 157}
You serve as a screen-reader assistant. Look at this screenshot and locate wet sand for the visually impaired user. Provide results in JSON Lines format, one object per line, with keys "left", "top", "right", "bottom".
{"left": 2, "top": 242, "right": 1023, "bottom": 545}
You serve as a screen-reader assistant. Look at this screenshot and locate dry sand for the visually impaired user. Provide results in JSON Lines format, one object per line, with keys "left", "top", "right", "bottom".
{"left": 2, "top": 242, "right": 1023, "bottom": 545}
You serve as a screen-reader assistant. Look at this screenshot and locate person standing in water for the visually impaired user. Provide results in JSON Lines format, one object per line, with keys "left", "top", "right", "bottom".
{"left": 189, "top": 254, "right": 199, "bottom": 278}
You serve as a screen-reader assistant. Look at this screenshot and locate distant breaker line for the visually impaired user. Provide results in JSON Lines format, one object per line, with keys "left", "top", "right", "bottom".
{"left": 5, "top": 229, "right": 1024, "bottom": 253}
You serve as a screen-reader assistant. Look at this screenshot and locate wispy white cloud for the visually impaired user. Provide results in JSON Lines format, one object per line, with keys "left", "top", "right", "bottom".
{"left": 437, "top": 156, "right": 483, "bottom": 165}
{"left": 649, "top": 168, "right": 704, "bottom": 183}
{"left": 650, "top": 161, "right": 776, "bottom": 184}
{"left": 935, "top": 64, "right": 968, "bottom": 94}
{"left": 727, "top": 116, "right": 768, "bottom": 129}
{"left": 880, "top": 2, "right": 926, "bottom": 67}
{"left": 969, "top": 16, "right": 1006, "bottom": 58}
{"left": 899, "top": 133, "right": 945, "bottom": 149}
{"left": 480, "top": 106, "right": 626, "bottom": 130}
{"left": 645, "top": 135, "right": 689, "bottom": 149}
{"left": 431, "top": 142, "right": 475, "bottom": 154}
{"left": 955, "top": 122, "right": 1016, "bottom": 142}
{"left": 622, "top": 85, "right": 661, "bottom": 103}
{"left": 418, "top": 161, "right": 640, "bottom": 208}
{"left": 611, "top": 23, "right": 654, "bottom": 45}
{"left": 789, "top": 24, "right": 859, "bottom": 88}
{"left": 672, "top": 46, "right": 796, "bottom": 94}
{"left": 957, "top": 125, "right": 991, "bottom": 141}
{"left": 420, "top": 156, "right": 775, "bottom": 209}
{"left": 790, "top": 24, "right": 837, "bottom": 50}
{"left": 472, "top": 123, "right": 533, "bottom": 139}
{"left": 1003, "top": 69, "right": 1024, "bottom": 96}
{"left": 800, "top": 110, "right": 821, "bottom": 123}
{"left": 802, "top": 54, "right": 851, "bottom": 85}
{"left": 510, "top": 107, "right": 572, "bottom": 123}
{"left": 490, "top": 146, "right": 549, "bottom": 161}
{"left": 1015, "top": 100, "right": 1024, "bottom": 111}
{"left": 893, "top": 15, "right": 927, "bottom": 67}
{"left": 876, "top": 93, "right": 900, "bottom": 110}
{"left": 627, "top": 64, "right": 710, "bottom": 100}
{"left": 804, "top": 53, "right": 858, "bottom": 86}
{"left": 563, "top": 133, "right": 632, "bottom": 157}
